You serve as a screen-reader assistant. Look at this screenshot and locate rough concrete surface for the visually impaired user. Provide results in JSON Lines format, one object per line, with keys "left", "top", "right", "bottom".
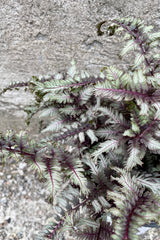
{"left": 0, "top": 0, "right": 160, "bottom": 131}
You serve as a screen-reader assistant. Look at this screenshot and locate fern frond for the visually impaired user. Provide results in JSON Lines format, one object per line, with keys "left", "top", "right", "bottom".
{"left": 43, "top": 92, "right": 74, "bottom": 104}
{"left": 133, "top": 53, "right": 145, "bottom": 69}
{"left": 0, "top": 74, "right": 56, "bottom": 96}
{"left": 126, "top": 139, "right": 146, "bottom": 170}
{"left": 135, "top": 173, "right": 160, "bottom": 195}
{"left": 0, "top": 131, "right": 47, "bottom": 177}
{"left": 86, "top": 129, "right": 98, "bottom": 144}
{"left": 33, "top": 73, "right": 104, "bottom": 94}
{"left": 142, "top": 136, "right": 160, "bottom": 152}
{"left": 79, "top": 87, "right": 94, "bottom": 104}
{"left": 98, "top": 106, "right": 128, "bottom": 127}
{"left": 36, "top": 186, "right": 88, "bottom": 240}
{"left": 95, "top": 128, "right": 119, "bottom": 139}
{"left": 148, "top": 32, "right": 160, "bottom": 42}
{"left": 120, "top": 39, "right": 138, "bottom": 57}
{"left": 72, "top": 220, "right": 112, "bottom": 240}
{"left": 91, "top": 139, "right": 120, "bottom": 161}
{"left": 41, "top": 119, "right": 66, "bottom": 133}
{"left": 95, "top": 80, "right": 149, "bottom": 102}
{"left": 42, "top": 154, "right": 62, "bottom": 197}
{"left": 0, "top": 81, "right": 30, "bottom": 95}
{"left": 52, "top": 122, "right": 93, "bottom": 142}
{"left": 83, "top": 157, "right": 108, "bottom": 187}
{"left": 108, "top": 170, "right": 160, "bottom": 240}
{"left": 58, "top": 149, "right": 88, "bottom": 194}
{"left": 102, "top": 66, "right": 124, "bottom": 81}
{"left": 59, "top": 106, "right": 82, "bottom": 116}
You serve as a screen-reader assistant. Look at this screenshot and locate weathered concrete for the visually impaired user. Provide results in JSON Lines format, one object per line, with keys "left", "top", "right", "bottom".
{"left": 0, "top": 0, "right": 160, "bottom": 132}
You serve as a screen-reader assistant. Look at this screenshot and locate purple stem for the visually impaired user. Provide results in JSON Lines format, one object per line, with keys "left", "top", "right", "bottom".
{"left": 113, "top": 20, "right": 153, "bottom": 76}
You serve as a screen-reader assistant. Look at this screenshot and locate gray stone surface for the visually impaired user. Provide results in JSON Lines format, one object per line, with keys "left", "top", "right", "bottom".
{"left": 0, "top": 0, "right": 160, "bottom": 131}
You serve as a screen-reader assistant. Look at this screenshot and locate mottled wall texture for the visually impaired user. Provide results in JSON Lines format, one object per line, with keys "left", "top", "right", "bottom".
{"left": 0, "top": 0, "right": 160, "bottom": 132}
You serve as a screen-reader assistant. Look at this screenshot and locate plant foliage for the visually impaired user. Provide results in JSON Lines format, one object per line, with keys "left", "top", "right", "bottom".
{"left": 0, "top": 17, "right": 160, "bottom": 240}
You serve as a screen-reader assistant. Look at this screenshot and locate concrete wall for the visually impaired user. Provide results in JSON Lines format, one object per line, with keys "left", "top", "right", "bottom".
{"left": 0, "top": 0, "right": 160, "bottom": 132}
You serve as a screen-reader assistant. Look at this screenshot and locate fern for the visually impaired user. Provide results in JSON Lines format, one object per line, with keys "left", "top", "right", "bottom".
{"left": 1, "top": 17, "right": 160, "bottom": 239}
{"left": 109, "top": 169, "right": 160, "bottom": 240}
